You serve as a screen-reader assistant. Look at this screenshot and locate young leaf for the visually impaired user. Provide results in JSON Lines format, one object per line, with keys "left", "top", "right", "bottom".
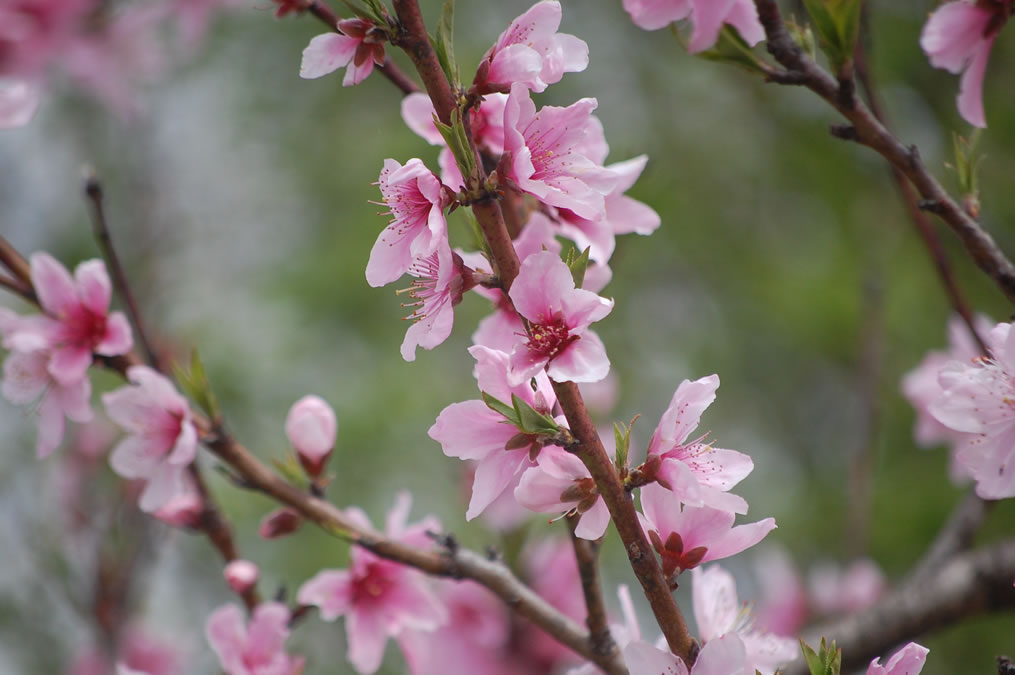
{"left": 173, "top": 349, "right": 220, "bottom": 420}
{"left": 511, "top": 393, "right": 561, "bottom": 435}
{"left": 800, "top": 639, "right": 824, "bottom": 675}
{"left": 567, "top": 246, "right": 591, "bottom": 289}
{"left": 434, "top": 0, "right": 459, "bottom": 87}
{"left": 613, "top": 421, "right": 630, "bottom": 470}
{"left": 482, "top": 391, "right": 520, "bottom": 426}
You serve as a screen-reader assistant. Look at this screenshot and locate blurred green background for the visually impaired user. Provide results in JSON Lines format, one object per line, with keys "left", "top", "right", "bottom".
{"left": 1, "top": 0, "right": 1014, "bottom": 672}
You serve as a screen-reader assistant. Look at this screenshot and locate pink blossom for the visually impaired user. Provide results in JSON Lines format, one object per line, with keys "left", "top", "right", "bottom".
{"left": 102, "top": 365, "right": 197, "bottom": 512}
{"left": 638, "top": 482, "right": 776, "bottom": 576}
{"left": 259, "top": 507, "right": 303, "bottom": 539}
{"left": 297, "top": 492, "right": 446, "bottom": 674}
{"left": 515, "top": 445, "right": 610, "bottom": 540}
{"left": 503, "top": 84, "right": 617, "bottom": 220}
{"left": 429, "top": 345, "right": 559, "bottom": 520}
{"left": 752, "top": 547, "right": 808, "bottom": 637}
{"left": 808, "top": 558, "right": 886, "bottom": 616}
{"left": 366, "top": 158, "right": 452, "bottom": 288}
{"left": 507, "top": 250, "right": 613, "bottom": 384}
{"left": 519, "top": 536, "right": 585, "bottom": 668}
{"left": 206, "top": 602, "right": 305, "bottom": 675}
{"left": 169, "top": 0, "right": 244, "bottom": 48}
{"left": 867, "top": 642, "right": 929, "bottom": 675}
{"left": 285, "top": 394, "right": 337, "bottom": 476}
{"left": 552, "top": 155, "right": 660, "bottom": 263}
{"left": 151, "top": 474, "right": 204, "bottom": 528}
{"left": 224, "top": 559, "right": 260, "bottom": 595}
{"left": 623, "top": 633, "right": 748, "bottom": 675}
{"left": 463, "top": 461, "right": 532, "bottom": 532}
{"left": 6, "top": 253, "right": 132, "bottom": 386}
{"left": 0, "top": 0, "right": 96, "bottom": 77}
{"left": 401, "top": 92, "right": 507, "bottom": 190}
{"left": 622, "top": 0, "right": 764, "bottom": 53}
{"left": 0, "top": 78, "right": 40, "bottom": 128}
{"left": 300, "top": 19, "right": 385, "bottom": 86}
{"left": 691, "top": 565, "right": 798, "bottom": 674}
{"left": 929, "top": 321, "right": 1015, "bottom": 498}
{"left": 920, "top": 1, "right": 1006, "bottom": 128}
{"left": 399, "top": 242, "right": 471, "bottom": 362}
{"left": 1, "top": 347, "right": 92, "bottom": 457}
{"left": 71, "top": 627, "right": 179, "bottom": 675}
{"left": 479, "top": 0, "right": 588, "bottom": 93}
{"left": 647, "top": 374, "right": 753, "bottom": 514}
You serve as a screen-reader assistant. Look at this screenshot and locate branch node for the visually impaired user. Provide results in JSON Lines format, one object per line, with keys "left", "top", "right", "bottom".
{"left": 918, "top": 199, "right": 946, "bottom": 215}
{"left": 829, "top": 124, "right": 859, "bottom": 142}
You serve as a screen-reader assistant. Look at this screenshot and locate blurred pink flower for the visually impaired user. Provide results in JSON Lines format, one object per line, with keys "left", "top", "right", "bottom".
{"left": 297, "top": 493, "right": 446, "bottom": 674}
{"left": 206, "top": 602, "right": 305, "bottom": 675}
{"left": 647, "top": 374, "right": 753, "bottom": 514}
{"left": 152, "top": 473, "right": 204, "bottom": 528}
{"left": 285, "top": 394, "right": 337, "bottom": 476}
{"left": 507, "top": 250, "right": 613, "bottom": 384}
{"left": 503, "top": 84, "right": 617, "bottom": 220}
{"left": 429, "top": 345, "right": 559, "bottom": 520}
{"left": 480, "top": 0, "right": 588, "bottom": 93}
{"left": 366, "top": 158, "right": 451, "bottom": 288}
{"left": 622, "top": 0, "right": 763, "bottom": 53}
{"left": 920, "top": 0, "right": 1006, "bottom": 127}
{"left": 300, "top": 19, "right": 385, "bottom": 86}
{"left": 930, "top": 321, "right": 1015, "bottom": 498}
{"left": 102, "top": 366, "right": 197, "bottom": 512}
{"left": 0, "top": 78, "right": 40, "bottom": 128}
{"left": 808, "top": 558, "right": 886, "bottom": 616}
{"left": 519, "top": 536, "right": 585, "bottom": 668}
{"left": 867, "top": 642, "right": 929, "bottom": 675}
{"left": 639, "top": 482, "right": 776, "bottom": 576}
{"left": 752, "top": 547, "right": 808, "bottom": 636}
{"left": 224, "top": 559, "right": 260, "bottom": 595}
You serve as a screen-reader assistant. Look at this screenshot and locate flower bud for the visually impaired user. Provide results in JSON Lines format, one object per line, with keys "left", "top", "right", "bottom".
{"left": 285, "top": 395, "right": 337, "bottom": 478}
{"left": 152, "top": 489, "right": 204, "bottom": 528}
{"left": 224, "top": 559, "right": 259, "bottom": 594}
{"left": 259, "top": 507, "right": 303, "bottom": 539}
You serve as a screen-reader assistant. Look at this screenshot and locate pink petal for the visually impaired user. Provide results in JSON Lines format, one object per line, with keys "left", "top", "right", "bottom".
{"left": 205, "top": 605, "right": 248, "bottom": 671}
{"left": 546, "top": 329, "right": 611, "bottom": 383}
{"left": 868, "top": 642, "right": 929, "bottom": 675}
{"left": 509, "top": 251, "right": 574, "bottom": 322}
{"left": 73, "top": 259, "right": 112, "bottom": 315}
{"left": 298, "top": 569, "right": 354, "bottom": 621}
{"left": 622, "top": 641, "right": 689, "bottom": 675}
{"left": 400, "top": 93, "right": 444, "bottom": 145}
{"left": 467, "top": 448, "right": 530, "bottom": 520}
{"left": 0, "top": 78, "right": 40, "bottom": 129}
{"left": 2, "top": 351, "right": 48, "bottom": 404}
{"left": 725, "top": 0, "right": 765, "bottom": 46}
{"left": 688, "top": 0, "right": 739, "bottom": 53}
{"left": 575, "top": 499, "right": 610, "bottom": 539}
{"left": 300, "top": 33, "right": 358, "bottom": 79}
{"left": 691, "top": 565, "right": 740, "bottom": 642}
{"left": 561, "top": 288, "right": 614, "bottom": 331}
{"left": 346, "top": 606, "right": 390, "bottom": 674}
{"left": 920, "top": 2, "right": 990, "bottom": 73}
{"left": 693, "top": 633, "right": 747, "bottom": 675}
{"left": 245, "top": 603, "right": 291, "bottom": 660}
{"left": 428, "top": 400, "right": 519, "bottom": 461}
{"left": 704, "top": 517, "right": 777, "bottom": 562}
{"left": 622, "top": 0, "right": 692, "bottom": 31}
{"left": 508, "top": 344, "right": 550, "bottom": 386}
{"left": 36, "top": 391, "right": 67, "bottom": 458}
{"left": 957, "top": 35, "right": 994, "bottom": 128}
{"left": 138, "top": 463, "right": 187, "bottom": 512}
{"left": 48, "top": 346, "right": 92, "bottom": 387}
{"left": 651, "top": 375, "right": 720, "bottom": 452}
{"left": 166, "top": 420, "right": 198, "bottom": 465}
{"left": 31, "top": 252, "right": 77, "bottom": 317}
{"left": 95, "top": 312, "right": 133, "bottom": 355}
{"left": 488, "top": 44, "right": 545, "bottom": 90}
{"left": 658, "top": 457, "right": 706, "bottom": 507}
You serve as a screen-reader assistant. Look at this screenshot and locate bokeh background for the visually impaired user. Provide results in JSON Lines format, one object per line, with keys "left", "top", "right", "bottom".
{"left": 1, "top": 0, "right": 1014, "bottom": 672}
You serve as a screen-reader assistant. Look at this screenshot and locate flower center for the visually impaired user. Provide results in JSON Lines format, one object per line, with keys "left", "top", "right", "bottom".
{"left": 352, "top": 562, "right": 394, "bottom": 605}
{"left": 62, "top": 306, "right": 107, "bottom": 349}
{"left": 526, "top": 315, "right": 578, "bottom": 361}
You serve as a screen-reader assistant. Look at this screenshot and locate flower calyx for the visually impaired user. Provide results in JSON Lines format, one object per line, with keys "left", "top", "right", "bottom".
{"left": 647, "top": 529, "right": 708, "bottom": 578}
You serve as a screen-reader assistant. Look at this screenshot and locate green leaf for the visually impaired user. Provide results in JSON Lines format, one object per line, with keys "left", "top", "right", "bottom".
{"left": 272, "top": 452, "right": 310, "bottom": 488}
{"left": 802, "top": 0, "right": 862, "bottom": 71}
{"left": 482, "top": 391, "right": 520, "bottom": 426}
{"left": 697, "top": 26, "right": 769, "bottom": 74}
{"left": 566, "top": 246, "right": 591, "bottom": 288}
{"left": 173, "top": 349, "right": 220, "bottom": 420}
{"left": 800, "top": 639, "right": 823, "bottom": 675}
{"left": 511, "top": 393, "right": 560, "bottom": 435}
{"left": 433, "top": 110, "right": 476, "bottom": 182}
{"left": 613, "top": 422, "right": 630, "bottom": 470}
{"left": 434, "top": 0, "right": 459, "bottom": 87}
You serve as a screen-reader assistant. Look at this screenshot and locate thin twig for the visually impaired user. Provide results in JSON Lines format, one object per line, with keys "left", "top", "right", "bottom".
{"left": 567, "top": 515, "right": 618, "bottom": 660}
{"left": 754, "top": 0, "right": 1015, "bottom": 308}
{"left": 907, "top": 490, "right": 994, "bottom": 585}
{"left": 0, "top": 274, "right": 35, "bottom": 304}
{"left": 387, "top": 0, "right": 693, "bottom": 661}
{"left": 83, "top": 174, "right": 162, "bottom": 370}
{"left": 785, "top": 539, "right": 1015, "bottom": 675}
{"left": 305, "top": 0, "right": 419, "bottom": 95}
{"left": 852, "top": 34, "right": 988, "bottom": 353}
{"left": 0, "top": 235, "right": 32, "bottom": 289}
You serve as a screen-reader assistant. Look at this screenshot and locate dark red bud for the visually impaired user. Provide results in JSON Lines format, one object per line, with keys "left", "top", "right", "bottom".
{"left": 679, "top": 546, "right": 709, "bottom": 571}
{"left": 259, "top": 508, "right": 303, "bottom": 539}
{"left": 663, "top": 531, "right": 685, "bottom": 554}
{"left": 505, "top": 432, "right": 535, "bottom": 451}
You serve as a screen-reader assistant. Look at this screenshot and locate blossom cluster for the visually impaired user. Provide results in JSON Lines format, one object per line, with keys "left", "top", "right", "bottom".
{"left": 0, "top": 0, "right": 243, "bottom": 128}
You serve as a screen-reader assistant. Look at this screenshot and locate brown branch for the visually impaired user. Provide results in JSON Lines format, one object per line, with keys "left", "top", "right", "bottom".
{"left": 785, "top": 539, "right": 1015, "bottom": 674}
{"left": 83, "top": 174, "right": 162, "bottom": 371}
{"left": 852, "top": 36, "right": 988, "bottom": 354}
{"left": 567, "top": 515, "right": 618, "bottom": 661}
{"left": 0, "top": 274, "right": 34, "bottom": 304}
{"left": 387, "top": 0, "right": 693, "bottom": 661}
{"left": 0, "top": 235, "right": 32, "bottom": 291}
{"left": 304, "top": 0, "right": 419, "bottom": 95}
{"left": 907, "top": 490, "right": 994, "bottom": 585}
{"left": 754, "top": 0, "right": 1015, "bottom": 307}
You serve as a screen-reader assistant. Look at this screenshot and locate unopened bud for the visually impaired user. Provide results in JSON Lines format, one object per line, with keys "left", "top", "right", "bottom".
{"left": 285, "top": 395, "right": 337, "bottom": 478}
{"left": 259, "top": 508, "right": 303, "bottom": 539}
{"left": 224, "top": 559, "right": 259, "bottom": 594}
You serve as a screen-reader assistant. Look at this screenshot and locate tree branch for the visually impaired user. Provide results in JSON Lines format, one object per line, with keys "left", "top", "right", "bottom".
{"left": 567, "top": 515, "right": 618, "bottom": 661}
{"left": 785, "top": 539, "right": 1015, "bottom": 674}
{"left": 754, "top": 0, "right": 1015, "bottom": 307}
{"left": 0, "top": 235, "right": 33, "bottom": 294}
{"left": 907, "top": 490, "right": 993, "bottom": 585}
{"left": 83, "top": 174, "right": 162, "bottom": 371}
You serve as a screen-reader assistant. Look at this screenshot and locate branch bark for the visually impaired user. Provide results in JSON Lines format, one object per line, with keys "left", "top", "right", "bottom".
{"left": 754, "top": 0, "right": 1015, "bottom": 307}
{"left": 785, "top": 539, "right": 1015, "bottom": 674}
{"left": 568, "top": 515, "right": 618, "bottom": 661}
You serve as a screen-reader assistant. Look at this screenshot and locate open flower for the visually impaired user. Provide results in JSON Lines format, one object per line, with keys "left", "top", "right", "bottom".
{"left": 622, "top": 0, "right": 763, "bottom": 53}
{"left": 503, "top": 84, "right": 617, "bottom": 220}
{"left": 647, "top": 374, "right": 753, "bottom": 514}
{"left": 429, "top": 345, "right": 559, "bottom": 519}
{"left": 507, "top": 251, "right": 613, "bottom": 385}
{"left": 515, "top": 445, "right": 610, "bottom": 539}
{"left": 300, "top": 18, "right": 386, "bottom": 86}
{"left": 638, "top": 482, "right": 775, "bottom": 576}
{"left": 930, "top": 321, "right": 1015, "bottom": 498}
{"left": 691, "top": 565, "right": 799, "bottom": 674}
{"left": 102, "top": 365, "right": 197, "bottom": 512}
{"left": 366, "top": 158, "right": 451, "bottom": 288}
{"left": 479, "top": 0, "right": 588, "bottom": 93}
{"left": 206, "top": 602, "right": 305, "bottom": 675}
{"left": 297, "top": 493, "right": 446, "bottom": 674}
{"left": 7, "top": 253, "right": 132, "bottom": 386}
{"left": 920, "top": 0, "right": 1008, "bottom": 127}
{"left": 398, "top": 241, "right": 470, "bottom": 362}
